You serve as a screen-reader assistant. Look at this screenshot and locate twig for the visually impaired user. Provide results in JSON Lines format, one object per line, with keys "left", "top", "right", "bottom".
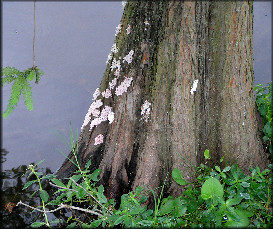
{"left": 69, "top": 178, "right": 113, "bottom": 215}
{"left": 16, "top": 201, "right": 103, "bottom": 217}
{"left": 16, "top": 200, "right": 65, "bottom": 213}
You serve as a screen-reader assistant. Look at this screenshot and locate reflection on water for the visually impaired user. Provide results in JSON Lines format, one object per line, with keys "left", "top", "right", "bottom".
{"left": 1, "top": 149, "right": 68, "bottom": 228}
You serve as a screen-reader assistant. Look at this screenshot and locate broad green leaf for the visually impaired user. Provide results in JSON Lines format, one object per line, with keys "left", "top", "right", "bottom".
{"left": 71, "top": 174, "right": 82, "bottom": 183}
{"left": 97, "top": 185, "right": 107, "bottom": 203}
{"left": 90, "top": 219, "right": 103, "bottom": 227}
{"left": 226, "top": 195, "right": 242, "bottom": 207}
{"left": 40, "top": 190, "right": 49, "bottom": 203}
{"left": 174, "top": 198, "right": 187, "bottom": 217}
{"left": 75, "top": 186, "right": 86, "bottom": 199}
{"left": 204, "top": 149, "right": 210, "bottom": 159}
{"left": 51, "top": 178, "right": 66, "bottom": 188}
{"left": 201, "top": 177, "right": 224, "bottom": 200}
{"left": 240, "top": 182, "right": 250, "bottom": 187}
{"left": 89, "top": 168, "right": 101, "bottom": 181}
{"left": 129, "top": 205, "right": 145, "bottom": 215}
{"left": 172, "top": 168, "right": 187, "bottom": 185}
{"left": 158, "top": 198, "right": 174, "bottom": 216}
{"left": 114, "top": 215, "right": 126, "bottom": 225}
{"left": 215, "top": 166, "right": 221, "bottom": 172}
{"left": 23, "top": 180, "right": 37, "bottom": 190}
{"left": 30, "top": 222, "right": 46, "bottom": 228}
{"left": 220, "top": 156, "right": 224, "bottom": 163}
{"left": 225, "top": 209, "right": 249, "bottom": 227}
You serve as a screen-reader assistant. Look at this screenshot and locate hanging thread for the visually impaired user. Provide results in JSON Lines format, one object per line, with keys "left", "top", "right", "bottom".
{"left": 33, "top": 0, "right": 36, "bottom": 68}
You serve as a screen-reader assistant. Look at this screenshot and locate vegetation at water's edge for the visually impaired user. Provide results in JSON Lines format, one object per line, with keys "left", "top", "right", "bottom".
{"left": 17, "top": 135, "right": 272, "bottom": 228}
{"left": 1, "top": 66, "right": 44, "bottom": 118}
{"left": 11, "top": 82, "right": 272, "bottom": 228}
{"left": 254, "top": 82, "right": 272, "bottom": 159}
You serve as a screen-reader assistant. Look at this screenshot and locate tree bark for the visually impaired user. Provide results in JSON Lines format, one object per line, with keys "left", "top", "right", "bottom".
{"left": 56, "top": 1, "right": 269, "bottom": 200}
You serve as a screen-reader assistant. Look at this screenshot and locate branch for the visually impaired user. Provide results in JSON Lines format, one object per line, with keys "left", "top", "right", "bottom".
{"left": 16, "top": 201, "right": 103, "bottom": 217}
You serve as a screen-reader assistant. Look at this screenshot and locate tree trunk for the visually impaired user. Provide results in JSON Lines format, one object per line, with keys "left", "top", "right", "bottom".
{"left": 56, "top": 1, "right": 269, "bottom": 200}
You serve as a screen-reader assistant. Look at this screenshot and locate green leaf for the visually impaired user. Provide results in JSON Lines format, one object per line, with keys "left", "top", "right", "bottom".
{"left": 71, "top": 174, "right": 82, "bottom": 183}
{"left": 40, "top": 190, "right": 49, "bottom": 203}
{"left": 75, "top": 186, "right": 86, "bottom": 199}
{"left": 31, "top": 190, "right": 39, "bottom": 198}
{"left": 51, "top": 178, "right": 66, "bottom": 188}
{"left": 89, "top": 168, "right": 101, "bottom": 182}
{"left": 90, "top": 219, "right": 103, "bottom": 227}
{"left": 85, "top": 159, "right": 92, "bottom": 170}
{"left": 226, "top": 195, "right": 243, "bottom": 207}
{"left": 114, "top": 215, "right": 126, "bottom": 225}
{"left": 50, "top": 219, "right": 62, "bottom": 224}
{"left": 158, "top": 197, "right": 174, "bottom": 216}
{"left": 22, "top": 79, "right": 33, "bottom": 111}
{"left": 239, "top": 192, "right": 250, "bottom": 199}
{"left": 137, "top": 220, "right": 153, "bottom": 227}
{"left": 135, "top": 186, "right": 142, "bottom": 196}
{"left": 172, "top": 168, "right": 187, "bottom": 185}
{"left": 36, "top": 159, "right": 45, "bottom": 166}
{"left": 30, "top": 222, "right": 46, "bottom": 228}
{"left": 201, "top": 177, "right": 224, "bottom": 200}
{"left": 97, "top": 185, "right": 107, "bottom": 203}
{"left": 26, "top": 70, "right": 35, "bottom": 81}
{"left": 23, "top": 180, "right": 37, "bottom": 190}
{"left": 174, "top": 198, "right": 187, "bottom": 217}
{"left": 36, "top": 172, "right": 43, "bottom": 177}
{"left": 225, "top": 209, "right": 249, "bottom": 227}
{"left": 223, "top": 166, "right": 231, "bottom": 172}
{"left": 240, "top": 182, "right": 250, "bottom": 187}
{"left": 220, "top": 156, "right": 224, "bottom": 163}
{"left": 41, "top": 174, "right": 55, "bottom": 180}
{"left": 3, "top": 77, "right": 23, "bottom": 118}
{"left": 263, "top": 122, "right": 272, "bottom": 138}
{"left": 66, "top": 191, "right": 73, "bottom": 201}
{"left": 204, "top": 149, "right": 210, "bottom": 159}
{"left": 1, "top": 67, "right": 20, "bottom": 86}
{"left": 215, "top": 166, "right": 221, "bottom": 172}
{"left": 66, "top": 222, "right": 77, "bottom": 228}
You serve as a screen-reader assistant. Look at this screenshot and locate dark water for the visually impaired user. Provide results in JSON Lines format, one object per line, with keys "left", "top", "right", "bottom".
{"left": 1, "top": 1, "right": 272, "bottom": 227}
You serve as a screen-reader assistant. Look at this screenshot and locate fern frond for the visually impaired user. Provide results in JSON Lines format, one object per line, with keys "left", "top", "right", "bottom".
{"left": 21, "top": 78, "right": 34, "bottom": 111}
{"left": 3, "top": 77, "right": 24, "bottom": 118}
{"left": 1, "top": 66, "right": 21, "bottom": 77}
{"left": 1, "top": 76, "right": 16, "bottom": 86}
{"left": 1, "top": 66, "right": 21, "bottom": 86}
